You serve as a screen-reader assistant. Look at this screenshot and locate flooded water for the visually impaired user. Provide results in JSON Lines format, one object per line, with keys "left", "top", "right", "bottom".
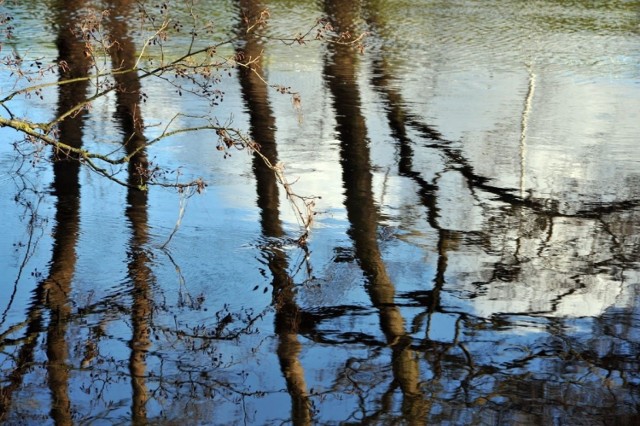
{"left": 1, "top": 0, "right": 640, "bottom": 424}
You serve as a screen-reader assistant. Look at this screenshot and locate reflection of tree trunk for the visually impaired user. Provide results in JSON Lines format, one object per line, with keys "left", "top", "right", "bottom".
{"left": 44, "top": 2, "right": 92, "bottom": 424}
{"left": 106, "top": 0, "right": 145, "bottom": 141}
{"left": 238, "top": 0, "right": 281, "bottom": 237}
{"left": 364, "top": 4, "right": 466, "bottom": 351}
{"left": 237, "top": 1, "right": 312, "bottom": 424}
{"left": 323, "top": 1, "right": 428, "bottom": 422}
{"left": 105, "top": 2, "right": 151, "bottom": 423}
{"left": 0, "top": 2, "right": 89, "bottom": 421}
{"left": 125, "top": 191, "right": 152, "bottom": 426}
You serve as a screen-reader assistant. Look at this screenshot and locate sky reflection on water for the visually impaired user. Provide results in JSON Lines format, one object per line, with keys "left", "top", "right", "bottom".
{"left": 1, "top": 0, "right": 640, "bottom": 424}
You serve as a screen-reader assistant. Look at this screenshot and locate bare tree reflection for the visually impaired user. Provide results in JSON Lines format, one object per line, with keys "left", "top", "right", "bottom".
{"left": 3, "top": 1, "right": 640, "bottom": 423}
{"left": 105, "top": 0, "right": 152, "bottom": 423}
{"left": 323, "top": 1, "right": 429, "bottom": 423}
{"left": 237, "top": 1, "right": 312, "bottom": 424}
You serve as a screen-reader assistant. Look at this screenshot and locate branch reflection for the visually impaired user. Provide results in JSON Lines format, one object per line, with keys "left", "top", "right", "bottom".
{"left": 363, "top": 1, "right": 640, "bottom": 422}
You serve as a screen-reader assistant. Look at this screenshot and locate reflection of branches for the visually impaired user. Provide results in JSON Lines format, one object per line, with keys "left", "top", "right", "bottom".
{"left": 158, "top": 305, "right": 268, "bottom": 344}
{"left": 0, "top": 311, "right": 44, "bottom": 422}
{"left": 332, "top": 354, "right": 392, "bottom": 423}
{"left": 366, "top": 15, "right": 640, "bottom": 341}
{"left": 416, "top": 120, "right": 640, "bottom": 220}
{"left": 367, "top": 49, "right": 640, "bottom": 224}
{"left": 159, "top": 187, "right": 195, "bottom": 250}
{"left": 0, "top": 172, "right": 47, "bottom": 329}
{"left": 160, "top": 247, "right": 201, "bottom": 310}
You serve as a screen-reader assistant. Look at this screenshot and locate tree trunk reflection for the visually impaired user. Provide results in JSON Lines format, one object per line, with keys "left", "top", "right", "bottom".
{"left": 45, "top": 1, "right": 92, "bottom": 423}
{"left": 323, "top": 1, "right": 429, "bottom": 422}
{"left": 237, "top": 1, "right": 312, "bottom": 424}
{"left": 367, "top": 46, "right": 459, "bottom": 337}
{"left": 0, "top": 2, "right": 90, "bottom": 422}
{"left": 105, "top": 1, "right": 152, "bottom": 423}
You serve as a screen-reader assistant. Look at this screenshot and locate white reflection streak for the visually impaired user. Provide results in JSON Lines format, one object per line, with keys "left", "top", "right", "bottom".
{"left": 520, "top": 65, "right": 536, "bottom": 199}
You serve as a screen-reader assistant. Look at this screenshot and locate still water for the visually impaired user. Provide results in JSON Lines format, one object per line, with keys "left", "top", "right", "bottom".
{"left": 1, "top": 0, "right": 640, "bottom": 424}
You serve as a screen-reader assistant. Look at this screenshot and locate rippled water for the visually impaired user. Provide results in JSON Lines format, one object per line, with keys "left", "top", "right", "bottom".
{"left": 1, "top": 0, "right": 640, "bottom": 424}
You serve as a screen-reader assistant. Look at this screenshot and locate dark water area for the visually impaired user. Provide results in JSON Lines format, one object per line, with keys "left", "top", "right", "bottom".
{"left": 1, "top": 0, "right": 640, "bottom": 424}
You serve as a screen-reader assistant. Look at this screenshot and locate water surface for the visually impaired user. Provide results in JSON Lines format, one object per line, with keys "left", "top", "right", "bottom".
{"left": 1, "top": 0, "right": 640, "bottom": 424}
